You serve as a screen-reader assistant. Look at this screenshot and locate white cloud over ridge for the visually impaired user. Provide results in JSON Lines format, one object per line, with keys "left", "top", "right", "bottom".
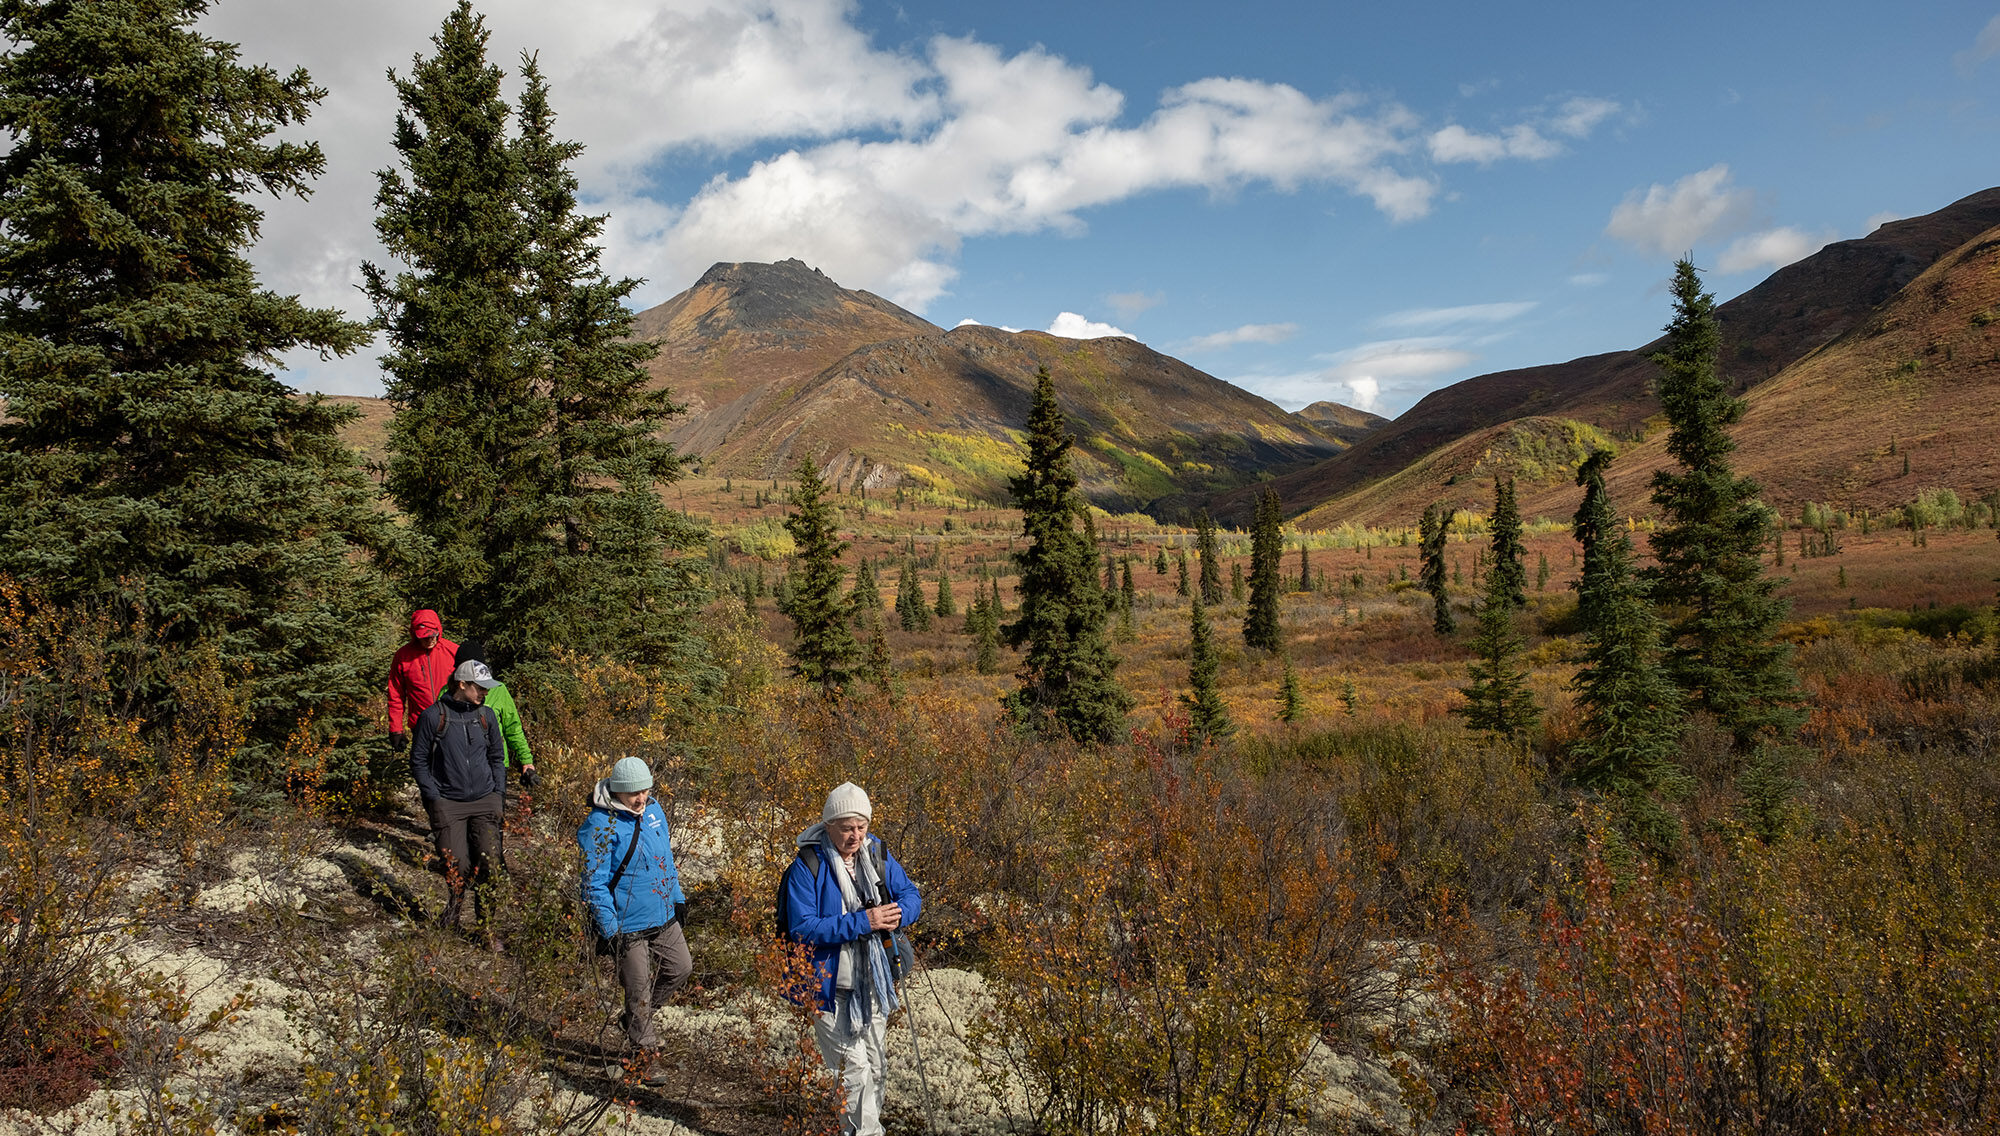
{"left": 1377, "top": 301, "right": 1537, "bottom": 329}
{"left": 1183, "top": 322, "right": 1299, "bottom": 352}
{"left": 1716, "top": 227, "right": 1833, "bottom": 275}
{"left": 1046, "top": 312, "right": 1133, "bottom": 340}
{"left": 1604, "top": 164, "right": 1756, "bottom": 256}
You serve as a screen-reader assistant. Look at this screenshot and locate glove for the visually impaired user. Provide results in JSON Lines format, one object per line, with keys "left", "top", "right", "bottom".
{"left": 519, "top": 767, "right": 540, "bottom": 790}
{"left": 389, "top": 731, "right": 408, "bottom": 753}
{"left": 674, "top": 901, "right": 688, "bottom": 926}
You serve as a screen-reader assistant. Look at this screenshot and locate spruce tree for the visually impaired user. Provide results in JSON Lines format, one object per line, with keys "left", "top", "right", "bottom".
{"left": 1419, "top": 502, "right": 1455, "bottom": 634}
{"left": 1298, "top": 542, "right": 1311, "bottom": 592}
{"left": 1458, "top": 575, "right": 1539, "bottom": 741}
{"left": 1488, "top": 476, "right": 1527, "bottom": 608}
{"left": 781, "top": 456, "right": 857, "bottom": 695}
{"left": 851, "top": 559, "right": 881, "bottom": 613}
{"left": 1570, "top": 450, "right": 1685, "bottom": 793}
{"left": 1154, "top": 547, "right": 1169, "bottom": 576}
{"left": 933, "top": 572, "right": 955, "bottom": 619}
{"left": 1120, "top": 558, "right": 1136, "bottom": 612}
{"left": 1245, "top": 488, "right": 1284, "bottom": 652}
{"left": 1196, "top": 513, "right": 1226, "bottom": 604}
{"left": 970, "top": 591, "right": 1002, "bottom": 675}
{"left": 895, "top": 563, "right": 932, "bottom": 632}
{"left": 1181, "top": 593, "right": 1233, "bottom": 743}
{"left": 1277, "top": 656, "right": 1304, "bottom": 725}
{"left": 1646, "top": 260, "right": 1805, "bottom": 746}
{"left": 1231, "top": 562, "right": 1246, "bottom": 602}
{"left": 1003, "top": 368, "right": 1132, "bottom": 742}
{"left": 0, "top": 0, "right": 391, "bottom": 767}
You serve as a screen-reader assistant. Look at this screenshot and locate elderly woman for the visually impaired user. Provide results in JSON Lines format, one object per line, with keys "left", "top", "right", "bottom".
{"left": 780, "top": 782, "right": 921, "bottom": 1136}
{"left": 578, "top": 757, "right": 691, "bottom": 1079}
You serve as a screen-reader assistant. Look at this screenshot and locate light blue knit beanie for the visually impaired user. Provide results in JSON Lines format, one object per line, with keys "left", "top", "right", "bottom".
{"left": 607, "top": 756, "right": 654, "bottom": 793}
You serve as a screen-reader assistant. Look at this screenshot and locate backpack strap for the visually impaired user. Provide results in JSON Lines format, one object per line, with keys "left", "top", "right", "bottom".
{"left": 605, "top": 809, "right": 643, "bottom": 895}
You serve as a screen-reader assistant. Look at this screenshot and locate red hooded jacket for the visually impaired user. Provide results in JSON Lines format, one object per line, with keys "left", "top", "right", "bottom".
{"left": 386, "top": 609, "right": 458, "bottom": 732}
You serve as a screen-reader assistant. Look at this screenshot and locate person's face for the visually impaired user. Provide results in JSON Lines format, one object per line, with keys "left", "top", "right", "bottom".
{"left": 829, "top": 815, "right": 868, "bottom": 857}
{"left": 614, "top": 787, "right": 649, "bottom": 810}
{"left": 456, "top": 681, "right": 487, "bottom": 705}
{"left": 416, "top": 632, "right": 439, "bottom": 650}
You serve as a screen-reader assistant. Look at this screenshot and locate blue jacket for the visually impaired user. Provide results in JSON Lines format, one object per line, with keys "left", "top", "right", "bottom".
{"left": 781, "top": 832, "right": 920, "bottom": 1012}
{"left": 577, "top": 783, "right": 685, "bottom": 939}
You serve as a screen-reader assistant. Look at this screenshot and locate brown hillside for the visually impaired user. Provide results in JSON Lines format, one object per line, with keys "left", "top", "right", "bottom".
{"left": 1296, "top": 400, "right": 1390, "bottom": 443}
{"left": 1257, "top": 187, "right": 2000, "bottom": 526}
{"left": 1294, "top": 217, "right": 2000, "bottom": 528}
{"left": 637, "top": 260, "right": 1341, "bottom": 509}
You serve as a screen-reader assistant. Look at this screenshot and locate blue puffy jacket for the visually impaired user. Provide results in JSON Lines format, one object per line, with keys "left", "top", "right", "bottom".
{"left": 781, "top": 831, "right": 920, "bottom": 1012}
{"left": 577, "top": 782, "right": 685, "bottom": 939}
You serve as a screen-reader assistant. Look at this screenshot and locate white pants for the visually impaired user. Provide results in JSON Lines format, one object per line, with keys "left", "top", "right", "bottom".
{"left": 813, "top": 1008, "right": 889, "bottom": 1136}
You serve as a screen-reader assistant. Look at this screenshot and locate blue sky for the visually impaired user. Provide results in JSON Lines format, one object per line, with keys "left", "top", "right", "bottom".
{"left": 206, "top": 1, "right": 2000, "bottom": 416}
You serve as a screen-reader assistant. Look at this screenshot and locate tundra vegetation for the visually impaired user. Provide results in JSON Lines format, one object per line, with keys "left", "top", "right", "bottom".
{"left": 1, "top": 3, "right": 1998, "bottom": 1135}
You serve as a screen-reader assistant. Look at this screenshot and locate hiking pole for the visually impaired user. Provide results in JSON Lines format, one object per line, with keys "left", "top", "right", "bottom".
{"left": 902, "top": 963, "right": 940, "bottom": 1134}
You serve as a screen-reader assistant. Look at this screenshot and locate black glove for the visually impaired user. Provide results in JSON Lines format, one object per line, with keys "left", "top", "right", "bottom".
{"left": 389, "top": 731, "right": 408, "bottom": 753}
{"left": 519, "top": 767, "right": 540, "bottom": 790}
{"left": 674, "top": 901, "right": 688, "bottom": 927}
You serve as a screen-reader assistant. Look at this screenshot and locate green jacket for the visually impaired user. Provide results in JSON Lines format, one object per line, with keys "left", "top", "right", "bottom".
{"left": 438, "top": 678, "right": 534, "bottom": 770}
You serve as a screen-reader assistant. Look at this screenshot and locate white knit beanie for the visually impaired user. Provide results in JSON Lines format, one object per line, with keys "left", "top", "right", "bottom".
{"left": 822, "top": 781, "right": 872, "bottom": 823}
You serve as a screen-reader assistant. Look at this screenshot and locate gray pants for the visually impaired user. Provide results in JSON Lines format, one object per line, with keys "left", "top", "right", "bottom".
{"left": 426, "top": 793, "right": 502, "bottom": 925}
{"left": 617, "top": 922, "right": 692, "bottom": 1048}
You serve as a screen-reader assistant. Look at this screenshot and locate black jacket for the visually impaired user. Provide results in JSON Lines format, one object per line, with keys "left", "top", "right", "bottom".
{"left": 410, "top": 696, "right": 505, "bottom": 803}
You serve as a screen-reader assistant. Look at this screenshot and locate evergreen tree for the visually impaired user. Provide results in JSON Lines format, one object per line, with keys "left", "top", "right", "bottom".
{"left": 895, "top": 563, "right": 932, "bottom": 632}
{"left": 1120, "top": 558, "right": 1136, "bottom": 612}
{"left": 851, "top": 559, "right": 881, "bottom": 613}
{"left": 1298, "top": 542, "right": 1311, "bottom": 592}
{"left": 1230, "top": 562, "right": 1246, "bottom": 602}
{"left": 1536, "top": 552, "right": 1550, "bottom": 592}
{"left": 780, "top": 456, "right": 857, "bottom": 695}
{"left": 1646, "top": 260, "right": 1805, "bottom": 746}
{"left": 1244, "top": 488, "right": 1284, "bottom": 652}
{"left": 1419, "top": 502, "right": 1455, "bottom": 634}
{"left": 1002, "top": 368, "right": 1132, "bottom": 742}
{"left": 861, "top": 619, "right": 894, "bottom": 697}
{"left": 1175, "top": 552, "right": 1191, "bottom": 597}
{"left": 1458, "top": 574, "right": 1539, "bottom": 741}
{"left": 1277, "top": 656, "right": 1304, "bottom": 725}
{"left": 0, "top": 0, "right": 390, "bottom": 765}
{"left": 969, "top": 590, "right": 1003, "bottom": 674}
{"left": 1154, "top": 547, "right": 1169, "bottom": 576}
{"left": 1195, "top": 513, "right": 1225, "bottom": 604}
{"left": 1570, "top": 450, "right": 1685, "bottom": 793}
{"left": 1488, "top": 476, "right": 1526, "bottom": 608}
{"left": 990, "top": 572, "right": 1004, "bottom": 614}
{"left": 1340, "top": 677, "right": 1359, "bottom": 718}
{"left": 1180, "top": 593, "right": 1233, "bottom": 743}
{"left": 933, "top": 572, "right": 955, "bottom": 619}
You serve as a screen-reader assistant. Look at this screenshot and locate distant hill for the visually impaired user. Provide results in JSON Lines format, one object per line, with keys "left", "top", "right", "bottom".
{"left": 1295, "top": 400, "right": 1389, "bottom": 443}
{"left": 1257, "top": 187, "right": 2000, "bottom": 528}
{"left": 634, "top": 259, "right": 1343, "bottom": 510}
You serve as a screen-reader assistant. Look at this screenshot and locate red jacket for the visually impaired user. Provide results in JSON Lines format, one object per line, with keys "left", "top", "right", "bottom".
{"left": 386, "top": 609, "right": 458, "bottom": 732}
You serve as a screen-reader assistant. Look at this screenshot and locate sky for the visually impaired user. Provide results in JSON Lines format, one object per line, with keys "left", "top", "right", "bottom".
{"left": 200, "top": 1, "right": 2000, "bottom": 418}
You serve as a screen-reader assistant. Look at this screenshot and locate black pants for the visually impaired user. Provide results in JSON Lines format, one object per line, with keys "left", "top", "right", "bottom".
{"left": 426, "top": 793, "right": 502, "bottom": 924}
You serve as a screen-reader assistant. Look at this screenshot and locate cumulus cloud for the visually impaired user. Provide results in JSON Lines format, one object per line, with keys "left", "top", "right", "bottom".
{"left": 1182, "top": 322, "right": 1299, "bottom": 352}
{"left": 1376, "top": 301, "right": 1536, "bottom": 330}
{"left": 1550, "top": 96, "right": 1620, "bottom": 138}
{"left": 1046, "top": 312, "right": 1133, "bottom": 340}
{"left": 1427, "top": 95, "right": 1619, "bottom": 165}
{"left": 1956, "top": 14, "right": 2000, "bottom": 73}
{"left": 1604, "top": 164, "right": 1756, "bottom": 256}
{"left": 1715, "top": 227, "right": 1834, "bottom": 275}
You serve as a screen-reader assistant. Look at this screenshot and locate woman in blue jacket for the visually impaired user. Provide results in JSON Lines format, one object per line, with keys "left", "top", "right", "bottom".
{"left": 577, "top": 757, "right": 690, "bottom": 1072}
{"left": 781, "top": 783, "right": 920, "bottom": 1136}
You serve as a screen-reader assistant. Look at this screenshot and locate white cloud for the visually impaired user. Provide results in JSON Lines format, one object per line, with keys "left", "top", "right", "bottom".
{"left": 1569, "top": 272, "right": 1610, "bottom": 286}
{"left": 1376, "top": 301, "right": 1536, "bottom": 329}
{"left": 1956, "top": 14, "right": 2000, "bottom": 73}
{"left": 1107, "top": 290, "right": 1165, "bottom": 320}
{"left": 1046, "top": 312, "right": 1132, "bottom": 340}
{"left": 954, "top": 318, "right": 984, "bottom": 327}
{"left": 1428, "top": 123, "right": 1560, "bottom": 164}
{"left": 1182, "top": 322, "right": 1299, "bottom": 352}
{"left": 1339, "top": 376, "right": 1383, "bottom": 412}
{"left": 1604, "top": 164, "right": 1756, "bottom": 256}
{"left": 1550, "top": 96, "right": 1619, "bottom": 138}
{"left": 1865, "top": 211, "right": 1903, "bottom": 233}
{"left": 1715, "top": 227, "right": 1834, "bottom": 275}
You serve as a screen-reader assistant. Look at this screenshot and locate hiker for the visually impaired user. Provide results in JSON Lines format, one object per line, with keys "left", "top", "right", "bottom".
{"left": 780, "top": 782, "right": 921, "bottom": 1136}
{"left": 386, "top": 609, "right": 458, "bottom": 753}
{"left": 442, "top": 640, "right": 536, "bottom": 789}
{"left": 578, "top": 756, "right": 691, "bottom": 1079}
{"left": 410, "top": 659, "right": 506, "bottom": 943}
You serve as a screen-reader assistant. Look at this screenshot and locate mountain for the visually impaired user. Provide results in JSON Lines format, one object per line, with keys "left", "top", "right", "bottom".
{"left": 1295, "top": 400, "right": 1389, "bottom": 443}
{"left": 635, "top": 259, "right": 1342, "bottom": 510}
{"left": 1254, "top": 187, "right": 2000, "bottom": 527}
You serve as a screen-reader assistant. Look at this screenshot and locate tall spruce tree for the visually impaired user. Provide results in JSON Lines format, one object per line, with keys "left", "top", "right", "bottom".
{"left": 1458, "top": 572, "right": 1539, "bottom": 741}
{"left": 0, "top": 0, "right": 390, "bottom": 765}
{"left": 896, "top": 563, "right": 931, "bottom": 632}
{"left": 1277, "top": 656, "right": 1304, "bottom": 726}
{"left": 1488, "top": 476, "right": 1527, "bottom": 608}
{"left": 1181, "top": 593, "right": 1233, "bottom": 743}
{"left": 933, "top": 572, "right": 955, "bottom": 619}
{"left": 1003, "top": 368, "right": 1132, "bottom": 742}
{"left": 1244, "top": 488, "right": 1284, "bottom": 652}
{"left": 1570, "top": 450, "right": 1685, "bottom": 793}
{"left": 781, "top": 456, "right": 857, "bottom": 695}
{"left": 1195, "top": 512, "right": 1225, "bottom": 604}
{"left": 1646, "top": 260, "right": 1804, "bottom": 746}
{"left": 1419, "top": 502, "right": 1455, "bottom": 634}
